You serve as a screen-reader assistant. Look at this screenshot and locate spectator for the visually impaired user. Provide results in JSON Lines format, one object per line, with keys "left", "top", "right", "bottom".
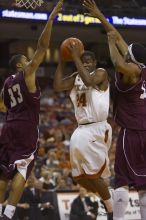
{"left": 39, "top": 170, "right": 56, "bottom": 190}
{"left": 70, "top": 187, "right": 98, "bottom": 220}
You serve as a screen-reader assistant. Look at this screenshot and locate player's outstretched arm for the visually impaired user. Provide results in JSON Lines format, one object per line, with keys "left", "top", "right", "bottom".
{"left": 25, "top": 0, "right": 63, "bottom": 93}
{"left": 83, "top": 0, "right": 128, "bottom": 56}
{"left": 54, "top": 54, "right": 76, "bottom": 92}
{"left": 108, "top": 31, "right": 140, "bottom": 77}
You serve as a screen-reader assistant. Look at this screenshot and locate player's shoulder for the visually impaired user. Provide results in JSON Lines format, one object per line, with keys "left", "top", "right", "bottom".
{"left": 5, "top": 72, "right": 24, "bottom": 87}
{"left": 4, "top": 75, "right": 12, "bottom": 85}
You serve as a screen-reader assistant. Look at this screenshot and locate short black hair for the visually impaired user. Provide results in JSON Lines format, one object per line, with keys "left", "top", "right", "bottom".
{"left": 9, "top": 54, "right": 23, "bottom": 72}
{"left": 81, "top": 50, "right": 96, "bottom": 61}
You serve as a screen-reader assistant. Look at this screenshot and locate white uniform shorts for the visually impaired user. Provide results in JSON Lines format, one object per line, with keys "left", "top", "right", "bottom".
{"left": 70, "top": 121, "right": 112, "bottom": 179}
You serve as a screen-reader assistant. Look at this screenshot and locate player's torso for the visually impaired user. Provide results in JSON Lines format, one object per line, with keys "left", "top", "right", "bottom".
{"left": 70, "top": 74, "right": 110, "bottom": 124}
{"left": 114, "top": 67, "right": 146, "bottom": 129}
{"left": 3, "top": 71, "right": 40, "bottom": 124}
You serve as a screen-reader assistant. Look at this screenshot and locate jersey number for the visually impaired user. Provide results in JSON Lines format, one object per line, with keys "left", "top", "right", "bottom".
{"left": 76, "top": 93, "right": 87, "bottom": 107}
{"left": 8, "top": 84, "right": 23, "bottom": 107}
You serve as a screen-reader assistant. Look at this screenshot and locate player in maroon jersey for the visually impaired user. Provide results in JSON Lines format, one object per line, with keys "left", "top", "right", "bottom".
{"left": 83, "top": 0, "right": 146, "bottom": 219}
{"left": 0, "top": 1, "right": 63, "bottom": 219}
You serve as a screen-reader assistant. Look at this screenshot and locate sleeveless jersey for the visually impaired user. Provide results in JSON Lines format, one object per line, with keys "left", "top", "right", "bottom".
{"left": 70, "top": 73, "right": 110, "bottom": 124}
{"left": 3, "top": 71, "right": 40, "bottom": 126}
{"left": 114, "top": 67, "right": 146, "bottom": 130}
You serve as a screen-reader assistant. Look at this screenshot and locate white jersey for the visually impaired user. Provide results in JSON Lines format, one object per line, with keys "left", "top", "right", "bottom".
{"left": 70, "top": 73, "right": 110, "bottom": 124}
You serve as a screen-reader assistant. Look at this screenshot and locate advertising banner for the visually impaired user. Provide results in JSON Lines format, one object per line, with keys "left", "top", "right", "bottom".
{"left": 57, "top": 190, "right": 140, "bottom": 220}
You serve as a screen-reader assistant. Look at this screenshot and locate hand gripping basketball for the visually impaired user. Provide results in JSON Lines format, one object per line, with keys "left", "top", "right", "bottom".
{"left": 60, "top": 37, "right": 85, "bottom": 62}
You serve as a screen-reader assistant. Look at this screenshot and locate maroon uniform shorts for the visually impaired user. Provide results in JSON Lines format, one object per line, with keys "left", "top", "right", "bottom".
{"left": 0, "top": 121, "right": 39, "bottom": 180}
{"left": 115, "top": 128, "right": 146, "bottom": 190}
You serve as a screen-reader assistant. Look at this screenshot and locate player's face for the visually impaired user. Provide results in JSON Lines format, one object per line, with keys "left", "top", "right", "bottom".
{"left": 19, "top": 55, "right": 29, "bottom": 69}
{"left": 81, "top": 55, "right": 96, "bottom": 72}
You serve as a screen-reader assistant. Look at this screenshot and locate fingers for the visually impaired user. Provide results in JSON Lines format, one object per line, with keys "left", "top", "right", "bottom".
{"left": 66, "top": 41, "right": 79, "bottom": 52}
{"left": 85, "top": 0, "right": 96, "bottom": 6}
{"left": 57, "top": 0, "right": 64, "bottom": 5}
{"left": 54, "top": 0, "right": 63, "bottom": 12}
{"left": 83, "top": 1, "right": 92, "bottom": 9}
{"left": 50, "top": 0, "right": 63, "bottom": 19}
{"left": 56, "top": 0, "right": 63, "bottom": 12}
{"left": 84, "top": 0, "right": 92, "bottom": 5}
{"left": 83, "top": 0, "right": 94, "bottom": 9}
{"left": 70, "top": 40, "right": 76, "bottom": 47}
{"left": 83, "top": 0, "right": 99, "bottom": 14}
{"left": 66, "top": 42, "right": 72, "bottom": 51}
{"left": 91, "top": 0, "right": 96, "bottom": 6}
{"left": 84, "top": 12, "right": 92, "bottom": 17}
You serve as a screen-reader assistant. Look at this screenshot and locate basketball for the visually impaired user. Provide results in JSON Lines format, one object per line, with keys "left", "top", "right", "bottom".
{"left": 60, "top": 37, "right": 84, "bottom": 61}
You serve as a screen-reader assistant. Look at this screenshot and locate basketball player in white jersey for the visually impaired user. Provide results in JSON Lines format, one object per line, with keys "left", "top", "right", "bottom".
{"left": 54, "top": 43, "right": 113, "bottom": 220}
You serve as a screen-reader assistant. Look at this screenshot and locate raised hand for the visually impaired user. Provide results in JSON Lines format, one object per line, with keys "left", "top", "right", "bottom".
{"left": 49, "top": 0, "right": 63, "bottom": 20}
{"left": 83, "top": 0, "right": 101, "bottom": 18}
{"left": 67, "top": 41, "right": 81, "bottom": 59}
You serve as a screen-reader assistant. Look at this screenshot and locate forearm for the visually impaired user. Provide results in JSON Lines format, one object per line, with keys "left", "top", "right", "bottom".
{"left": 108, "top": 40, "right": 124, "bottom": 68}
{"left": 54, "top": 63, "right": 64, "bottom": 90}
{"left": 37, "top": 19, "right": 53, "bottom": 50}
{"left": 73, "top": 57, "right": 91, "bottom": 86}
{"left": 37, "top": 0, "right": 63, "bottom": 50}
